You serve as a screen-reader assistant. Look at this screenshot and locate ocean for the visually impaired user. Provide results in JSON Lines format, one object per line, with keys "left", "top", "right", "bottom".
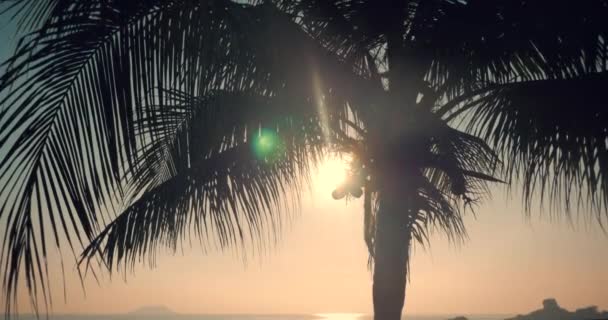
{"left": 9, "top": 314, "right": 512, "bottom": 320}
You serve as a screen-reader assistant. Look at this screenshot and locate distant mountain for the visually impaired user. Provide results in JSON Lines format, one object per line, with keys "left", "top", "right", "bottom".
{"left": 506, "top": 298, "right": 608, "bottom": 320}
{"left": 130, "top": 305, "right": 176, "bottom": 315}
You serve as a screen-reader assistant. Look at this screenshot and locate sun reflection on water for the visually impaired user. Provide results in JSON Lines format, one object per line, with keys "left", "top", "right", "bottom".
{"left": 315, "top": 313, "right": 366, "bottom": 320}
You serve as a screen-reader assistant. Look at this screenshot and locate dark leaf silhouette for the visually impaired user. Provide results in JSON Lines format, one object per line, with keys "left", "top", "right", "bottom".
{"left": 0, "top": 1, "right": 606, "bottom": 319}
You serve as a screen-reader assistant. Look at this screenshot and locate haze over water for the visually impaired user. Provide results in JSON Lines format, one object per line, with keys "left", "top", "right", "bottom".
{"left": 9, "top": 314, "right": 510, "bottom": 320}
{"left": 5, "top": 159, "right": 608, "bottom": 315}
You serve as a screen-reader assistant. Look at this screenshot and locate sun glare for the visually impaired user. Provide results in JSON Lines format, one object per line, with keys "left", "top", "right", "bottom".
{"left": 315, "top": 313, "right": 365, "bottom": 320}
{"left": 314, "top": 157, "right": 349, "bottom": 195}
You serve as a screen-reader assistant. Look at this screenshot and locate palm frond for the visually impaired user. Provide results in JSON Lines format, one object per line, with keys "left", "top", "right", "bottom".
{"left": 0, "top": 0, "right": 83, "bottom": 32}
{"left": 277, "top": 0, "right": 386, "bottom": 59}
{"left": 417, "top": 122, "right": 501, "bottom": 241}
{"left": 365, "top": 116, "right": 500, "bottom": 267}
{"left": 80, "top": 143, "right": 312, "bottom": 272}
{"left": 131, "top": 88, "right": 330, "bottom": 195}
{"left": 454, "top": 72, "right": 608, "bottom": 222}
{"left": 0, "top": 0, "right": 373, "bottom": 312}
{"left": 79, "top": 85, "right": 329, "bottom": 272}
{"left": 423, "top": 0, "right": 608, "bottom": 221}
{"left": 425, "top": 0, "right": 608, "bottom": 98}
{"left": 428, "top": 126, "right": 502, "bottom": 197}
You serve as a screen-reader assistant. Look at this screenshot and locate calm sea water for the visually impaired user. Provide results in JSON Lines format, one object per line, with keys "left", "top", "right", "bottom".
{"left": 11, "top": 314, "right": 512, "bottom": 320}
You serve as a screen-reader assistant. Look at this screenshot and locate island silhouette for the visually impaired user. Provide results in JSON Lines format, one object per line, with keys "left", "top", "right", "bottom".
{"left": 505, "top": 298, "right": 608, "bottom": 320}
{"left": 128, "top": 300, "right": 608, "bottom": 320}
{"left": 129, "top": 305, "right": 176, "bottom": 315}
{"left": 444, "top": 299, "right": 608, "bottom": 320}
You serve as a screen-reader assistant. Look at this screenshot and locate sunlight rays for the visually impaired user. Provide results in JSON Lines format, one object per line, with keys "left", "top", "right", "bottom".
{"left": 312, "top": 68, "right": 332, "bottom": 146}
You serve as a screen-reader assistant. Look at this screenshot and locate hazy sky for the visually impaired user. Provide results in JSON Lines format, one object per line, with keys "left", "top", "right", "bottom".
{"left": 6, "top": 159, "right": 608, "bottom": 316}
{"left": 1, "top": 13, "right": 607, "bottom": 317}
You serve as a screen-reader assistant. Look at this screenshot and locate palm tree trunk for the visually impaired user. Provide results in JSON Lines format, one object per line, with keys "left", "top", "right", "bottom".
{"left": 372, "top": 182, "right": 413, "bottom": 320}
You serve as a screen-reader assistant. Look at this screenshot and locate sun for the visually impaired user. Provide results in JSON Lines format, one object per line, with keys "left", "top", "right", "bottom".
{"left": 314, "top": 156, "right": 349, "bottom": 195}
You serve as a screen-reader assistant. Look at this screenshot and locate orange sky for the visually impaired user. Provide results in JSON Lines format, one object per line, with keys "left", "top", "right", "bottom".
{"left": 6, "top": 158, "right": 608, "bottom": 316}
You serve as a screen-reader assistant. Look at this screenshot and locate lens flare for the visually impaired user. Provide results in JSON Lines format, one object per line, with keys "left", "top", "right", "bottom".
{"left": 252, "top": 128, "right": 283, "bottom": 161}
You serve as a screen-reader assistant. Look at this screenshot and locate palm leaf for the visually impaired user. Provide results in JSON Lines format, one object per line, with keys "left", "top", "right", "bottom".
{"left": 451, "top": 72, "right": 608, "bottom": 222}
{"left": 425, "top": 0, "right": 608, "bottom": 98}
{"left": 79, "top": 85, "right": 330, "bottom": 271}
{"left": 80, "top": 143, "right": 308, "bottom": 272}
{"left": 0, "top": 0, "right": 373, "bottom": 312}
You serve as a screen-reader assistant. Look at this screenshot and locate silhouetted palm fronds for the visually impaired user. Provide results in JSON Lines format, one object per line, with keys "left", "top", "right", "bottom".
{"left": 0, "top": 1, "right": 606, "bottom": 317}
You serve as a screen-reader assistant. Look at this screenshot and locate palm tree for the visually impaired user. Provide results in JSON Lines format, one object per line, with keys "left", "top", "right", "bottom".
{"left": 1, "top": 1, "right": 607, "bottom": 319}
